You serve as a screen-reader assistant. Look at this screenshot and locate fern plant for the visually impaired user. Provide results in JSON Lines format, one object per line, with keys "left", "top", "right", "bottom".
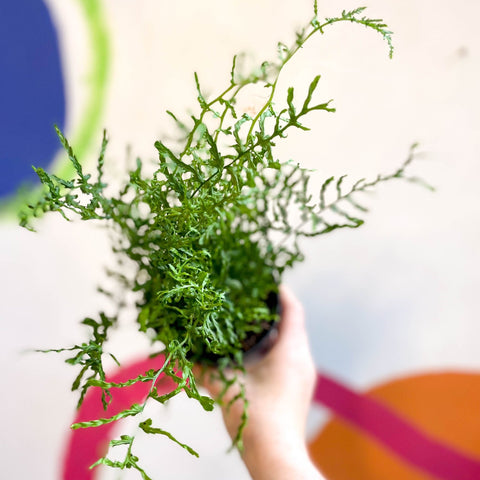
{"left": 20, "top": 2, "right": 427, "bottom": 478}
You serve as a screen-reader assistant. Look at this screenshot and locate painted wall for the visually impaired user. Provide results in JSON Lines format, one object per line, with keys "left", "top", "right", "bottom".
{"left": 1, "top": 0, "right": 479, "bottom": 479}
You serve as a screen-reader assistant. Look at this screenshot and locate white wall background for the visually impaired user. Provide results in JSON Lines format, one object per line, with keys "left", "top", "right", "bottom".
{"left": 1, "top": 0, "right": 479, "bottom": 478}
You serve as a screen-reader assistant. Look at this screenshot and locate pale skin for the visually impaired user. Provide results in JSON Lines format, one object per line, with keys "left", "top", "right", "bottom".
{"left": 197, "top": 285, "right": 325, "bottom": 480}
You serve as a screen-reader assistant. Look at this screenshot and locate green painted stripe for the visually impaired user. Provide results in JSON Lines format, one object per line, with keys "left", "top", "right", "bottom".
{"left": 1, "top": 0, "right": 110, "bottom": 219}
{"left": 54, "top": 0, "right": 110, "bottom": 180}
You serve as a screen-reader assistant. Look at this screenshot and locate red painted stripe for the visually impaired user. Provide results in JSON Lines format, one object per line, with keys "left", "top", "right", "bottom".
{"left": 314, "top": 373, "right": 480, "bottom": 480}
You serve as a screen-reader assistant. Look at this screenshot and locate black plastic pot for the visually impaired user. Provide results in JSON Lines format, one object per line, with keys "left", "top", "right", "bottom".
{"left": 242, "top": 290, "right": 280, "bottom": 365}
{"left": 190, "top": 290, "right": 281, "bottom": 366}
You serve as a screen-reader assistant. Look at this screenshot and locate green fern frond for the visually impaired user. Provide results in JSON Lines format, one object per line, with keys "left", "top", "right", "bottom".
{"left": 20, "top": 3, "right": 429, "bottom": 478}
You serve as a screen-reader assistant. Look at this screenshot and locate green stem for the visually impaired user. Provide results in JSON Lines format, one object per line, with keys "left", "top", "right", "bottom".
{"left": 180, "top": 83, "right": 237, "bottom": 159}
{"left": 245, "top": 17, "right": 329, "bottom": 142}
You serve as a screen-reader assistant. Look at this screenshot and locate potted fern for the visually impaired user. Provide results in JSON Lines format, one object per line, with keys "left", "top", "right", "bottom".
{"left": 20, "top": 2, "right": 426, "bottom": 477}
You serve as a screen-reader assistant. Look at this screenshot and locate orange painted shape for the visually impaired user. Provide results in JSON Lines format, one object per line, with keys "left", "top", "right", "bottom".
{"left": 309, "top": 372, "right": 480, "bottom": 480}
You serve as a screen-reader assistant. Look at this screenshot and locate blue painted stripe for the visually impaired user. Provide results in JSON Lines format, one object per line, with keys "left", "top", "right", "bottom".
{"left": 0, "top": 0, "right": 66, "bottom": 197}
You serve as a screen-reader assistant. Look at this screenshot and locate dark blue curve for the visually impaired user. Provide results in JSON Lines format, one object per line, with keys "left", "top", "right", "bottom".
{"left": 0, "top": 0, "right": 66, "bottom": 198}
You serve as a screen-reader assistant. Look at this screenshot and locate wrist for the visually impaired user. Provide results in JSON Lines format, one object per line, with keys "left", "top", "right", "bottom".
{"left": 242, "top": 435, "right": 322, "bottom": 480}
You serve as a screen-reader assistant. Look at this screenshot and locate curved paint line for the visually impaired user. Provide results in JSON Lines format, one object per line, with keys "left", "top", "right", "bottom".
{"left": 314, "top": 373, "right": 480, "bottom": 480}
{"left": 62, "top": 356, "right": 177, "bottom": 480}
{"left": 54, "top": 0, "right": 110, "bottom": 180}
{"left": 2, "top": 0, "right": 110, "bottom": 217}
{"left": 64, "top": 360, "right": 480, "bottom": 480}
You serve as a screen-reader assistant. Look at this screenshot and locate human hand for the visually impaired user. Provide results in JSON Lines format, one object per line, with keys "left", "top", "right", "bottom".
{"left": 198, "top": 285, "right": 322, "bottom": 480}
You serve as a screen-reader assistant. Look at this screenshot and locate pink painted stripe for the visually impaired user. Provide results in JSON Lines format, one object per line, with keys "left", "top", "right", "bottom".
{"left": 314, "top": 373, "right": 480, "bottom": 480}
{"left": 63, "top": 360, "right": 480, "bottom": 480}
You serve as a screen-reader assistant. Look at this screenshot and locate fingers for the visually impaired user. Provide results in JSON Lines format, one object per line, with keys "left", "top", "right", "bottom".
{"left": 192, "top": 364, "right": 220, "bottom": 397}
{"left": 275, "top": 284, "right": 307, "bottom": 347}
{"left": 193, "top": 363, "right": 241, "bottom": 401}
{"left": 194, "top": 285, "right": 307, "bottom": 392}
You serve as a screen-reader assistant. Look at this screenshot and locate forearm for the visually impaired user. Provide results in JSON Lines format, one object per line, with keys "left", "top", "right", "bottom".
{"left": 241, "top": 436, "right": 324, "bottom": 480}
